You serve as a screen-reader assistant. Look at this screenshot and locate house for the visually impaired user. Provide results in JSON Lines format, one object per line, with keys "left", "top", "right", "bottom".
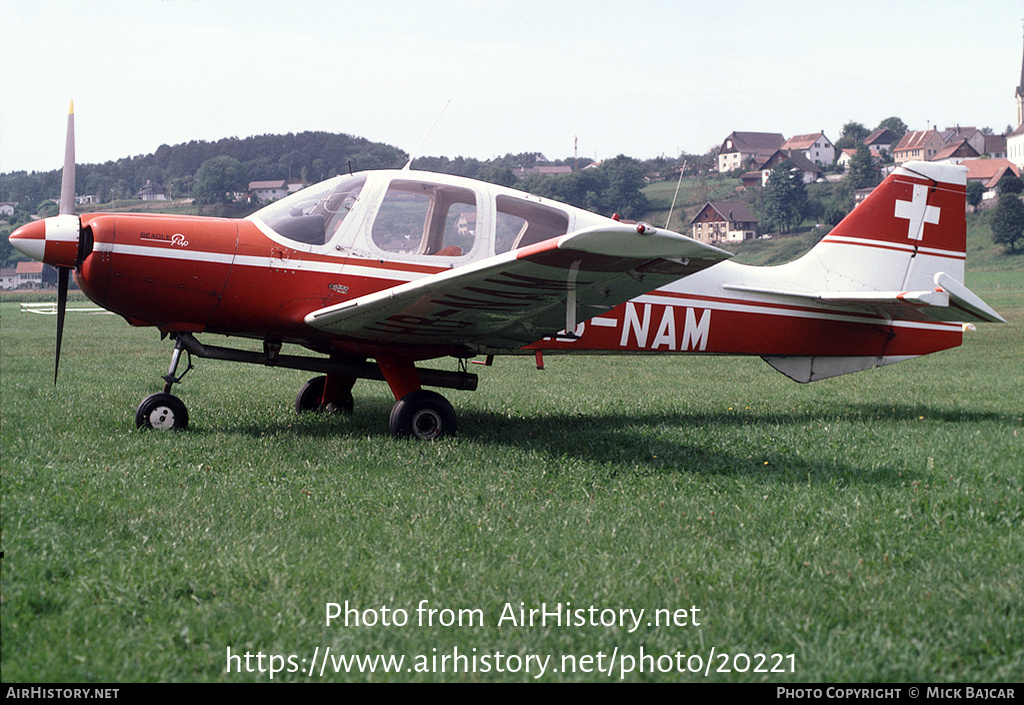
{"left": 740, "top": 171, "right": 764, "bottom": 189}
{"left": 249, "top": 180, "right": 290, "bottom": 202}
{"left": 963, "top": 158, "right": 1021, "bottom": 198}
{"left": 854, "top": 187, "right": 877, "bottom": 205}
{"left": 16, "top": 261, "right": 45, "bottom": 288}
{"left": 863, "top": 128, "right": 896, "bottom": 159}
{"left": 689, "top": 201, "right": 759, "bottom": 244}
{"left": 717, "top": 132, "right": 785, "bottom": 173}
{"left": 939, "top": 126, "right": 986, "bottom": 155}
{"left": 892, "top": 129, "right": 946, "bottom": 164}
{"left": 781, "top": 131, "right": 835, "bottom": 166}
{"left": 286, "top": 178, "right": 305, "bottom": 194}
{"left": 837, "top": 148, "right": 857, "bottom": 169}
{"left": 760, "top": 150, "right": 823, "bottom": 185}
{"left": 137, "top": 180, "right": 167, "bottom": 201}
{"left": 984, "top": 133, "right": 1007, "bottom": 159}
{"left": 456, "top": 211, "right": 477, "bottom": 237}
{"left": 930, "top": 138, "right": 980, "bottom": 165}
{"left": 1, "top": 268, "right": 17, "bottom": 290}
{"left": 0, "top": 202, "right": 17, "bottom": 217}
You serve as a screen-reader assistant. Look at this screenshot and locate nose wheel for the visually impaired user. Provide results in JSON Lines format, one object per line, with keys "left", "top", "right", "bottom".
{"left": 136, "top": 392, "right": 189, "bottom": 430}
{"left": 136, "top": 337, "right": 192, "bottom": 431}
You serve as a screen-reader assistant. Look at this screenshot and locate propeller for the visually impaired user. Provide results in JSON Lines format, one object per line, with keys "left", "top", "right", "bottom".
{"left": 55, "top": 101, "right": 75, "bottom": 383}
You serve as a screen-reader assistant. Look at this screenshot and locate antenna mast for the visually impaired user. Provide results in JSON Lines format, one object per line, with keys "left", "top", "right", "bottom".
{"left": 403, "top": 100, "right": 451, "bottom": 170}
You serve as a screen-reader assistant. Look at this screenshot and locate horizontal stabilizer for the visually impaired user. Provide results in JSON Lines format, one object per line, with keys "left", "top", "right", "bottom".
{"left": 933, "top": 272, "right": 1006, "bottom": 323}
{"left": 722, "top": 271, "right": 1004, "bottom": 324}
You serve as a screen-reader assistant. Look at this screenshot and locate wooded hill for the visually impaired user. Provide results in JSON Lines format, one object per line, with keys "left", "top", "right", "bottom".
{"left": 1, "top": 131, "right": 410, "bottom": 207}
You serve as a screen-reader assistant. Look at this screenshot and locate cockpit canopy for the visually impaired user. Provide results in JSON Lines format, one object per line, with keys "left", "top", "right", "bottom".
{"left": 250, "top": 170, "right": 583, "bottom": 263}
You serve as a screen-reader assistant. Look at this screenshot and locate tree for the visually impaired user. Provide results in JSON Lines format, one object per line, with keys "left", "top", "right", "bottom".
{"left": 600, "top": 155, "right": 649, "bottom": 219}
{"left": 875, "top": 117, "right": 908, "bottom": 142}
{"left": 835, "top": 121, "right": 870, "bottom": 150}
{"left": 481, "top": 165, "right": 516, "bottom": 187}
{"left": 847, "top": 145, "right": 880, "bottom": 190}
{"left": 762, "top": 161, "right": 806, "bottom": 234}
{"left": 194, "top": 156, "right": 245, "bottom": 205}
{"left": 966, "top": 180, "right": 985, "bottom": 210}
{"left": 992, "top": 173, "right": 1024, "bottom": 254}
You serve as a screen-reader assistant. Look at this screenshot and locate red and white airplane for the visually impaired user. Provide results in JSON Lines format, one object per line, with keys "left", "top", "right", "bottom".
{"left": 10, "top": 104, "right": 1005, "bottom": 439}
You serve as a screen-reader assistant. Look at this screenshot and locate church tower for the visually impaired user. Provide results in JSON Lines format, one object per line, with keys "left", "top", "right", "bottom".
{"left": 1017, "top": 29, "right": 1024, "bottom": 127}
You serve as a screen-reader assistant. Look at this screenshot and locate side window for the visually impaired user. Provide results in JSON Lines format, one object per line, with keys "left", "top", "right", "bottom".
{"left": 371, "top": 180, "right": 477, "bottom": 257}
{"left": 252, "top": 175, "right": 365, "bottom": 247}
{"left": 494, "top": 195, "right": 570, "bottom": 254}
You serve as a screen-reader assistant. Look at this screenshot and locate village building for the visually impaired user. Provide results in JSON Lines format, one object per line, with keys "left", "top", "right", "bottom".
{"left": 249, "top": 180, "right": 290, "bottom": 202}
{"left": 939, "top": 127, "right": 986, "bottom": 155}
{"left": 984, "top": 133, "right": 1007, "bottom": 159}
{"left": 15, "top": 261, "right": 45, "bottom": 288}
{"left": 1, "top": 268, "right": 17, "bottom": 290}
{"left": 689, "top": 201, "right": 759, "bottom": 244}
{"left": 931, "top": 138, "right": 981, "bottom": 166}
{"left": 137, "top": 180, "right": 167, "bottom": 201}
{"left": 963, "top": 158, "right": 1021, "bottom": 199}
{"left": 892, "top": 129, "right": 946, "bottom": 164}
{"left": 0, "top": 202, "right": 18, "bottom": 217}
{"left": 837, "top": 148, "right": 857, "bottom": 170}
{"left": 863, "top": 128, "right": 896, "bottom": 159}
{"left": 759, "top": 150, "right": 823, "bottom": 185}
{"left": 717, "top": 132, "right": 785, "bottom": 173}
{"left": 780, "top": 131, "right": 835, "bottom": 166}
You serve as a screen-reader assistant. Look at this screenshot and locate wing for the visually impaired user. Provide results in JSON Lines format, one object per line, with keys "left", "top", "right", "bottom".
{"left": 305, "top": 223, "right": 731, "bottom": 352}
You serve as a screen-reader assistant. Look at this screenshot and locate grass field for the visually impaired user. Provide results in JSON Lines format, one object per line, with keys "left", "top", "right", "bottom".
{"left": 1, "top": 273, "right": 1022, "bottom": 682}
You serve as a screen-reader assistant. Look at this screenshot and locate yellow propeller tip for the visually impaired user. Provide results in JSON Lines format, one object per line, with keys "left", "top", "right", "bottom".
{"left": 68, "top": 99, "right": 74, "bottom": 114}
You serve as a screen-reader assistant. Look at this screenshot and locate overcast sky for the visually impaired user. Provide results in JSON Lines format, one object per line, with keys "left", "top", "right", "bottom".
{"left": 2, "top": 0, "right": 1022, "bottom": 174}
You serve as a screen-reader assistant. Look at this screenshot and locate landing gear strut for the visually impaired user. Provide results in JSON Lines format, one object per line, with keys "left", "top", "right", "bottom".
{"left": 133, "top": 333, "right": 476, "bottom": 437}
{"left": 377, "top": 352, "right": 457, "bottom": 440}
{"left": 136, "top": 338, "right": 191, "bottom": 430}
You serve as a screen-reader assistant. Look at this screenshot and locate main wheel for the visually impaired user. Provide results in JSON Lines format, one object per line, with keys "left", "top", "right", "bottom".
{"left": 295, "top": 376, "right": 354, "bottom": 414}
{"left": 388, "top": 390, "right": 457, "bottom": 440}
{"left": 136, "top": 393, "right": 189, "bottom": 430}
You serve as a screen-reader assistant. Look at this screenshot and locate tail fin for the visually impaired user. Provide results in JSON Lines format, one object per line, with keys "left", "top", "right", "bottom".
{"left": 816, "top": 161, "right": 968, "bottom": 299}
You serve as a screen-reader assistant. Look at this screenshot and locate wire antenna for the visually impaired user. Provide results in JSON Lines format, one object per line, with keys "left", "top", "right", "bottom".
{"left": 403, "top": 100, "right": 451, "bottom": 170}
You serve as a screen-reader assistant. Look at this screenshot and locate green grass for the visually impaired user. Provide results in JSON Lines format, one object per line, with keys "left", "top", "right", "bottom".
{"left": 1, "top": 276, "right": 1022, "bottom": 682}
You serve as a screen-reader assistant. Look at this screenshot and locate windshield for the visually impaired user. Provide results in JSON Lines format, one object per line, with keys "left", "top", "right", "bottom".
{"left": 251, "top": 175, "right": 366, "bottom": 246}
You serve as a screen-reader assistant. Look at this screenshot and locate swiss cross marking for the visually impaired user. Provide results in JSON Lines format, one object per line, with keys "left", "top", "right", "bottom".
{"left": 894, "top": 184, "right": 940, "bottom": 241}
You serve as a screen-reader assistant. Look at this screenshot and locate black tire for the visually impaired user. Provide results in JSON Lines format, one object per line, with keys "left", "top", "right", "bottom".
{"left": 388, "top": 390, "right": 457, "bottom": 440}
{"left": 295, "top": 376, "right": 354, "bottom": 414}
{"left": 136, "top": 393, "right": 189, "bottom": 431}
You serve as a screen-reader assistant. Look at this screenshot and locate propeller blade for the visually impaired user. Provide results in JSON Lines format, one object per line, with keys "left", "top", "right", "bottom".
{"left": 55, "top": 267, "right": 69, "bottom": 384}
{"left": 59, "top": 100, "right": 75, "bottom": 216}
{"left": 55, "top": 101, "right": 76, "bottom": 383}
